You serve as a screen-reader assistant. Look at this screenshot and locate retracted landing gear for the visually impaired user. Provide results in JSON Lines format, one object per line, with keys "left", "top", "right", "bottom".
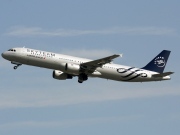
{"left": 11, "top": 61, "right": 22, "bottom": 70}
{"left": 78, "top": 73, "right": 88, "bottom": 83}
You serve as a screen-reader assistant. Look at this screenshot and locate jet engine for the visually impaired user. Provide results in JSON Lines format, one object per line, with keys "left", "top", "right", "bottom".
{"left": 53, "top": 70, "right": 72, "bottom": 80}
{"left": 65, "top": 63, "right": 80, "bottom": 75}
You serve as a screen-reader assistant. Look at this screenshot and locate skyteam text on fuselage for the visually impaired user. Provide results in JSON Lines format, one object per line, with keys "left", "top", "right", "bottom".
{"left": 1, "top": 48, "right": 174, "bottom": 83}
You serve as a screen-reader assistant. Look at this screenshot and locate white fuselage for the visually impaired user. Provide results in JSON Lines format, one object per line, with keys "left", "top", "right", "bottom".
{"left": 1, "top": 48, "right": 170, "bottom": 82}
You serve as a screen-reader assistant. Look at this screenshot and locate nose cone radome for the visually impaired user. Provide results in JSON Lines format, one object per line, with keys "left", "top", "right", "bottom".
{"left": 1, "top": 52, "right": 8, "bottom": 60}
{"left": 1, "top": 52, "right": 5, "bottom": 58}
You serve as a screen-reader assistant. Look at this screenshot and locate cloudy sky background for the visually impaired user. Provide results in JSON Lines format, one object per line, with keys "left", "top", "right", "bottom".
{"left": 0, "top": 0, "right": 180, "bottom": 135}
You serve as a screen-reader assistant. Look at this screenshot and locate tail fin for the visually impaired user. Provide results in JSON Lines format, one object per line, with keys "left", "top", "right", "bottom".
{"left": 142, "top": 50, "right": 171, "bottom": 73}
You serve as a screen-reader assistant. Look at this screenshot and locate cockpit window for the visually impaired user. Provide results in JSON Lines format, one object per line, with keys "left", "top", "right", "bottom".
{"left": 8, "top": 49, "right": 16, "bottom": 52}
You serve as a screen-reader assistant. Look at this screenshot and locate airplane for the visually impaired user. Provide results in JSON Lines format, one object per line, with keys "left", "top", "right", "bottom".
{"left": 1, "top": 47, "right": 174, "bottom": 83}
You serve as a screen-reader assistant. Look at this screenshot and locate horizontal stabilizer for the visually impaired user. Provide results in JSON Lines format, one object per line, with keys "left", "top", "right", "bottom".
{"left": 152, "top": 72, "right": 174, "bottom": 77}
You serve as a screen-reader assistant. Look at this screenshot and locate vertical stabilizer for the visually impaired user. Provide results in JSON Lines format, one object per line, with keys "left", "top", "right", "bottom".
{"left": 142, "top": 50, "right": 171, "bottom": 73}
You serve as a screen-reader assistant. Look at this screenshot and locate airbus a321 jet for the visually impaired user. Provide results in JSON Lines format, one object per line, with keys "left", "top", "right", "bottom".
{"left": 1, "top": 47, "right": 173, "bottom": 83}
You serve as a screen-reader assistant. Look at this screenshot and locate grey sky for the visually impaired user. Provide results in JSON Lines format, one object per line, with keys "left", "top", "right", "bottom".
{"left": 0, "top": 0, "right": 179, "bottom": 135}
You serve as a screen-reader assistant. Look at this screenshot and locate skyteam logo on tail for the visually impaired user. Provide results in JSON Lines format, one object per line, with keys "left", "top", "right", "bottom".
{"left": 154, "top": 57, "right": 166, "bottom": 67}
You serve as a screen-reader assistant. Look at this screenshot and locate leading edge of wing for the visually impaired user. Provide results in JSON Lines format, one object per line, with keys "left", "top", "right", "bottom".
{"left": 81, "top": 54, "right": 121, "bottom": 67}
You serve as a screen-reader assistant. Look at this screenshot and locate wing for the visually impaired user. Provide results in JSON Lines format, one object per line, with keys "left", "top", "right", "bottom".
{"left": 80, "top": 54, "right": 122, "bottom": 74}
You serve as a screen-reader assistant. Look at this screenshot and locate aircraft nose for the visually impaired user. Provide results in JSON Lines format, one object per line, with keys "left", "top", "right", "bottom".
{"left": 1, "top": 52, "right": 8, "bottom": 59}
{"left": 1, "top": 52, "right": 5, "bottom": 58}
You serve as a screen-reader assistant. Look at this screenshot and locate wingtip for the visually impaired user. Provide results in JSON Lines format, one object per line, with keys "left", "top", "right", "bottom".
{"left": 170, "top": 71, "right": 174, "bottom": 74}
{"left": 114, "top": 54, "right": 123, "bottom": 57}
{"left": 119, "top": 54, "right": 123, "bottom": 57}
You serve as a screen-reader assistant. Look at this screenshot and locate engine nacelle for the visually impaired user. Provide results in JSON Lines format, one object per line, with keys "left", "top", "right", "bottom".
{"left": 53, "top": 70, "right": 72, "bottom": 80}
{"left": 65, "top": 63, "right": 80, "bottom": 75}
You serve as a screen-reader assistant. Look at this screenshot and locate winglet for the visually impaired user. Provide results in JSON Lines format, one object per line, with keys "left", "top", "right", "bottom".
{"left": 119, "top": 54, "right": 123, "bottom": 57}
